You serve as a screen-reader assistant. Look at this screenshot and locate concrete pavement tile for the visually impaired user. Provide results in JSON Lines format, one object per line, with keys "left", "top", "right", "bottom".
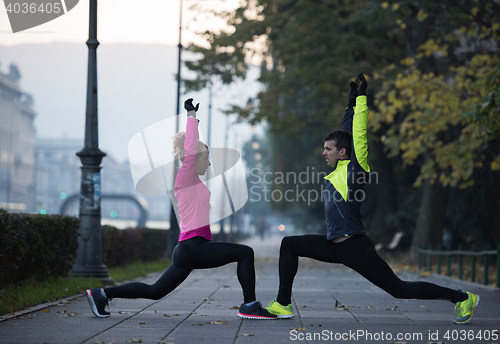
{"left": 236, "top": 333, "right": 286, "bottom": 344}
{"left": 295, "top": 321, "right": 368, "bottom": 343}
{"left": 84, "top": 318, "right": 182, "bottom": 344}
{"left": 0, "top": 302, "right": 119, "bottom": 344}
{"left": 1, "top": 234, "right": 499, "bottom": 344}
{"left": 237, "top": 318, "right": 300, "bottom": 343}
{"left": 165, "top": 319, "right": 241, "bottom": 344}
{"left": 164, "top": 334, "right": 236, "bottom": 344}
{"left": 297, "top": 310, "right": 357, "bottom": 318}
{"left": 425, "top": 327, "right": 498, "bottom": 344}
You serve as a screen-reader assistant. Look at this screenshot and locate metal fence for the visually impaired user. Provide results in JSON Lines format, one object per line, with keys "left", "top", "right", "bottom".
{"left": 418, "top": 244, "right": 500, "bottom": 287}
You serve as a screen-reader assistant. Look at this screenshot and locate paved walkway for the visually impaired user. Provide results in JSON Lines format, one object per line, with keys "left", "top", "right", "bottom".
{"left": 1, "top": 234, "right": 499, "bottom": 344}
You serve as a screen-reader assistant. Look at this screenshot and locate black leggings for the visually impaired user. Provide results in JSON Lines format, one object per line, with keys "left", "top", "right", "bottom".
{"left": 105, "top": 236, "right": 257, "bottom": 303}
{"left": 276, "top": 235, "right": 467, "bottom": 306}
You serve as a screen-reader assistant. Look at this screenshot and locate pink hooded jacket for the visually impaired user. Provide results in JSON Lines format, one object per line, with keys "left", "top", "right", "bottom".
{"left": 174, "top": 117, "right": 212, "bottom": 241}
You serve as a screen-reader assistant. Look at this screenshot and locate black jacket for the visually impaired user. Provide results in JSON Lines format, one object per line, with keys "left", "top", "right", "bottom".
{"left": 323, "top": 95, "right": 371, "bottom": 240}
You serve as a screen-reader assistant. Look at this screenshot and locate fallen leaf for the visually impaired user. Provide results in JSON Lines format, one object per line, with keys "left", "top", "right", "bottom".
{"left": 93, "top": 341, "right": 105, "bottom": 344}
{"left": 163, "top": 314, "right": 172, "bottom": 317}
{"left": 126, "top": 340, "right": 142, "bottom": 343}
{"left": 419, "top": 271, "right": 432, "bottom": 277}
{"left": 207, "top": 320, "right": 228, "bottom": 325}
{"left": 119, "top": 311, "right": 131, "bottom": 314}
{"left": 203, "top": 298, "right": 214, "bottom": 301}
{"left": 138, "top": 321, "right": 149, "bottom": 324}
{"left": 242, "top": 334, "right": 254, "bottom": 337}
{"left": 55, "top": 303, "right": 66, "bottom": 306}
{"left": 44, "top": 310, "right": 50, "bottom": 313}
{"left": 230, "top": 306, "right": 239, "bottom": 309}
{"left": 64, "top": 312, "right": 78, "bottom": 316}
{"left": 386, "top": 306, "right": 406, "bottom": 312}
{"left": 189, "top": 311, "right": 197, "bottom": 314}
{"left": 290, "top": 328, "right": 306, "bottom": 331}
{"left": 192, "top": 323, "right": 203, "bottom": 326}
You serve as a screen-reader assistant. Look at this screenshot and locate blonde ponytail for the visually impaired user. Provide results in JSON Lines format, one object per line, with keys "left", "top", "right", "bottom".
{"left": 172, "top": 131, "right": 209, "bottom": 163}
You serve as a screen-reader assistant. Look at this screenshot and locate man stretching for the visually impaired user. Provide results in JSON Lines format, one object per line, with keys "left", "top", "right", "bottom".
{"left": 265, "top": 74, "right": 479, "bottom": 325}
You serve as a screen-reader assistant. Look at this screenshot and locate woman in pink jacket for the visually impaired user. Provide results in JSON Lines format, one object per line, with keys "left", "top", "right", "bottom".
{"left": 86, "top": 99, "right": 275, "bottom": 320}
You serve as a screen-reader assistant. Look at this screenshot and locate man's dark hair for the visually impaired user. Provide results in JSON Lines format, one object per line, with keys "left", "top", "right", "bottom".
{"left": 323, "top": 130, "right": 352, "bottom": 157}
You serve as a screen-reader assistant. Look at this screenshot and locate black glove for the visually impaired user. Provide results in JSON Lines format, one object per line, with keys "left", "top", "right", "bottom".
{"left": 184, "top": 98, "right": 199, "bottom": 112}
{"left": 357, "top": 73, "right": 368, "bottom": 96}
{"left": 348, "top": 81, "right": 358, "bottom": 107}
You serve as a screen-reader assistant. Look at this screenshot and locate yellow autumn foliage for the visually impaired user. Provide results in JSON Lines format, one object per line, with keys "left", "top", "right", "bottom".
{"left": 372, "top": 42, "right": 499, "bottom": 188}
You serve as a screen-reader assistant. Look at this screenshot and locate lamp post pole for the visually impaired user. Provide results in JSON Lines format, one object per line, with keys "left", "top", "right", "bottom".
{"left": 69, "top": 0, "right": 111, "bottom": 283}
{"left": 165, "top": 0, "right": 183, "bottom": 257}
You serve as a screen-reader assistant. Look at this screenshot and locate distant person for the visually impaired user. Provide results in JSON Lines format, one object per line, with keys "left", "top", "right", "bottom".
{"left": 265, "top": 74, "right": 479, "bottom": 325}
{"left": 86, "top": 99, "right": 276, "bottom": 320}
{"left": 256, "top": 215, "right": 267, "bottom": 241}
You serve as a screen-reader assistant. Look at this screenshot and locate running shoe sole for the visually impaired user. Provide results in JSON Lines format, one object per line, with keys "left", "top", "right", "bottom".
{"left": 453, "top": 294, "right": 480, "bottom": 324}
{"left": 237, "top": 312, "right": 276, "bottom": 320}
{"left": 275, "top": 313, "right": 295, "bottom": 319}
{"left": 86, "top": 289, "right": 110, "bottom": 318}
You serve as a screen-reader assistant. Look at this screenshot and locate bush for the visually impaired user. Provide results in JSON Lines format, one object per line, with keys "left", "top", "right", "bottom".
{"left": 101, "top": 225, "right": 168, "bottom": 268}
{"left": 0, "top": 209, "right": 79, "bottom": 288}
{"left": 0, "top": 209, "right": 169, "bottom": 288}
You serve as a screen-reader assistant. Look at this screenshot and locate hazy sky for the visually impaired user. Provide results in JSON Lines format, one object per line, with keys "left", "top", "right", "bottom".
{"left": 0, "top": 0, "right": 264, "bottom": 163}
{"left": 0, "top": 0, "right": 237, "bottom": 46}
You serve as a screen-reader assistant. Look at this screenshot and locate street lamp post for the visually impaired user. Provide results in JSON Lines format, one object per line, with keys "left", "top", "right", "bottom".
{"left": 218, "top": 114, "right": 237, "bottom": 241}
{"left": 68, "top": 0, "right": 111, "bottom": 283}
{"left": 165, "top": 0, "right": 183, "bottom": 257}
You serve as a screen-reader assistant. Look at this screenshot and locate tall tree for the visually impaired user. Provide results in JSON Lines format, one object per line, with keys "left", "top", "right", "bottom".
{"left": 371, "top": 0, "right": 500, "bottom": 257}
{"left": 185, "top": 0, "right": 500, "bottom": 251}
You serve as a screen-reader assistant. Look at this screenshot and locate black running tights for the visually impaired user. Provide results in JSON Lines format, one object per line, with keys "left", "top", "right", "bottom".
{"left": 276, "top": 235, "right": 467, "bottom": 306}
{"left": 105, "top": 236, "right": 256, "bottom": 303}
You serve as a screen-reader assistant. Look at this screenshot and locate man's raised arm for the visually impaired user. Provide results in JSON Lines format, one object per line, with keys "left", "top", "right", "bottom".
{"left": 352, "top": 74, "right": 370, "bottom": 173}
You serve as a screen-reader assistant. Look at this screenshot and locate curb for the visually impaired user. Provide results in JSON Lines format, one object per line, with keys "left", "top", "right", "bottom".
{"left": 0, "top": 293, "right": 84, "bottom": 323}
{"left": 0, "top": 270, "right": 165, "bottom": 323}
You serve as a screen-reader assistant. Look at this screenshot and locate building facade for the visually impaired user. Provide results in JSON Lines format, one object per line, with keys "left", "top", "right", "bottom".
{"left": 34, "top": 138, "right": 170, "bottom": 226}
{"left": 34, "top": 138, "right": 82, "bottom": 214}
{"left": 0, "top": 63, "right": 36, "bottom": 212}
{"left": 0, "top": 61, "right": 169, "bottom": 226}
